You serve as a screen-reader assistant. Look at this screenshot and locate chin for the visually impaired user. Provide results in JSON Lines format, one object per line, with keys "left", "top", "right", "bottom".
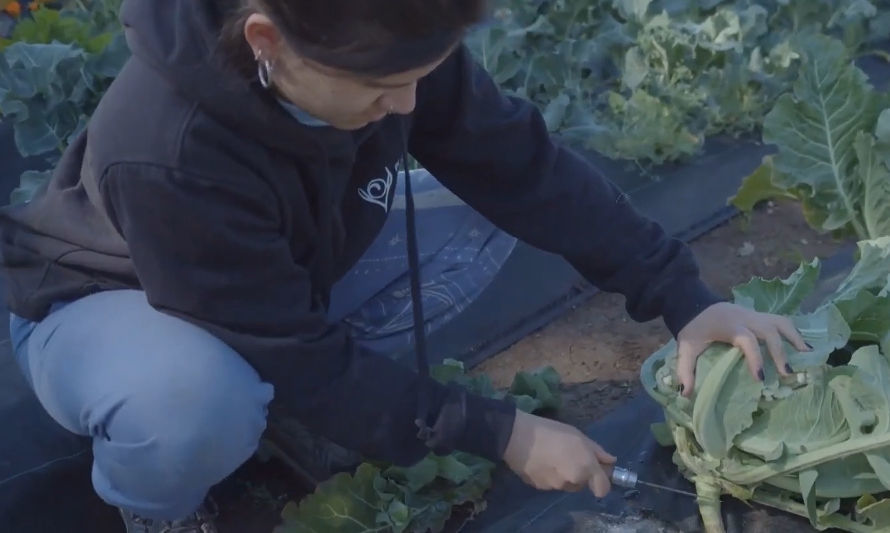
{"left": 333, "top": 121, "right": 370, "bottom": 131}
{"left": 335, "top": 116, "right": 385, "bottom": 130}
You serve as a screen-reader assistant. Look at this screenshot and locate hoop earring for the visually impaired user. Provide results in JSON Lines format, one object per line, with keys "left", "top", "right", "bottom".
{"left": 255, "top": 51, "right": 273, "bottom": 89}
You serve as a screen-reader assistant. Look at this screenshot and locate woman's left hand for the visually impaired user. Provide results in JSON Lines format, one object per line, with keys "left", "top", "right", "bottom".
{"left": 675, "top": 301, "right": 812, "bottom": 397}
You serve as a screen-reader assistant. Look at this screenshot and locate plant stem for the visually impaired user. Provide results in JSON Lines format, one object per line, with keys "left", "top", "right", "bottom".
{"left": 695, "top": 478, "right": 726, "bottom": 533}
{"left": 481, "top": 37, "right": 488, "bottom": 72}
{"left": 752, "top": 489, "right": 876, "bottom": 533}
{"left": 523, "top": 55, "right": 536, "bottom": 96}
{"left": 562, "top": 4, "right": 582, "bottom": 41}
{"left": 862, "top": 49, "right": 890, "bottom": 64}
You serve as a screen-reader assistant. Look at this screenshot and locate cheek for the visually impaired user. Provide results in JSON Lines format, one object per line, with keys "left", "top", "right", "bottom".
{"left": 334, "top": 89, "right": 384, "bottom": 116}
{"left": 338, "top": 81, "right": 383, "bottom": 105}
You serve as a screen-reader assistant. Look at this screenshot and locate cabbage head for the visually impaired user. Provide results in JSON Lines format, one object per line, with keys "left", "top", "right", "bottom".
{"left": 641, "top": 237, "right": 890, "bottom": 533}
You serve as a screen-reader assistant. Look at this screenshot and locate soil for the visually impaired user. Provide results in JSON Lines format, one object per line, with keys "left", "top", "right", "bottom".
{"left": 473, "top": 199, "right": 844, "bottom": 429}
{"left": 563, "top": 504, "right": 813, "bottom": 533}
{"left": 206, "top": 199, "right": 848, "bottom": 532}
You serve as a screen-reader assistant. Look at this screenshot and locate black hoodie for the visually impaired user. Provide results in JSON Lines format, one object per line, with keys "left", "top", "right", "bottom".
{"left": 0, "top": 0, "right": 721, "bottom": 465}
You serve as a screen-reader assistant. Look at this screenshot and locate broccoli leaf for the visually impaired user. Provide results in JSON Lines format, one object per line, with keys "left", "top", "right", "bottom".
{"left": 761, "top": 34, "right": 882, "bottom": 239}
{"left": 856, "top": 494, "right": 890, "bottom": 528}
{"left": 832, "top": 237, "right": 890, "bottom": 302}
{"left": 847, "top": 346, "right": 890, "bottom": 490}
{"left": 737, "top": 368, "right": 849, "bottom": 459}
{"left": 508, "top": 366, "right": 562, "bottom": 413}
{"left": 276, "top": 358, "right": 560, "bottom": 533}
{"left": 857, "top": 132, "right": 890, "bottom": 240}
{"left": 877, "top": 109, "right": 890, "bottom": 144}
{"left": 728, "top": 155, "right": 797, "bottom": 213}
{"left": 692, "top": 346, "right": 763, "bottom": 458}
{"left": 8, "top": 169, "right": 50, "bottom": 205}
{"left": 835, "top": 291, "right": 890, "bottom": 343}
{"left": 275, "top": 463, "right": 388, "bottom": 533}
{"left": 732, "top": 258, "right": 820, "bottom": 314}
{"left": 0, "top": 9, "right": 129, "bottom": 203}
{"left": 800, "top": 469, "right": 820, "bottom": 528}
{"left": 785, "top": 305, "right": 851, "bottom": 371}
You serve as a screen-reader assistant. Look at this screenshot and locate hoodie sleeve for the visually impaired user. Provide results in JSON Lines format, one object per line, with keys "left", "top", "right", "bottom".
{"left": 100, "top": 163, "right": 516, "bottom": 466}
{"left": 409, "top": 45, "right": 722, "bottom": 337}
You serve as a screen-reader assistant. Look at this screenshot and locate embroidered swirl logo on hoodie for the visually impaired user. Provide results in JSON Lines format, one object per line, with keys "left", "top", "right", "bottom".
{"left": 358, "top": 161, "right": 398, "bottom": 212}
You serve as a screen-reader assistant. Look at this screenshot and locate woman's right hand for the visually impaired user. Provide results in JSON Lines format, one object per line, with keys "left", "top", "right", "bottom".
{"left": 502, "top": 409, "right": 616, "bottom": 497}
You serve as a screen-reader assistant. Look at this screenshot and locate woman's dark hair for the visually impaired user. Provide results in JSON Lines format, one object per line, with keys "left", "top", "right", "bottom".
{"left": 219, "top": 0, "right": 490, "bottom": 79}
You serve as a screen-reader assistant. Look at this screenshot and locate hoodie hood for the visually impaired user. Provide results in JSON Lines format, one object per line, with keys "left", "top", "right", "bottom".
{"left": 119, "top": 0, "right": 353, "bottom": 156}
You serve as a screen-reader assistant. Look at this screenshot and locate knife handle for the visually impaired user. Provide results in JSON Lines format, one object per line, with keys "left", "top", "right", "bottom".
{"left": 611, "top": 466, "right": 638, "bottom": 489}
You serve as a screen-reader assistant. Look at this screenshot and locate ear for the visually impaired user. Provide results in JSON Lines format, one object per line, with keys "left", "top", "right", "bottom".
{"left": 244, "top": 12, "right": 284, "bottom": 60}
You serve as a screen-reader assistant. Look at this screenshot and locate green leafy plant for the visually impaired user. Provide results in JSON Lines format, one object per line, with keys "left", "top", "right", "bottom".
{"left": 731, "top": 33, "right": 890, "bottom": 240}
{"left": 274, "top": 359, "right": 562, "bottom": 533}
{"left": 1, "top": 4, "right": 111, "bottom": 52}
{"left": 0, "top": 0, "right": 127, "bottom": 204}
{"left": 466, "top": 0, "right": 890, "bottom": 166}
{"left": 641, "top": 236, "right": 890, "bottom": 532}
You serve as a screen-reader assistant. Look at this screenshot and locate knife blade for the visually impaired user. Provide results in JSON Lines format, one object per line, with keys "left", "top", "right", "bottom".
{"left": 611, "top": 467, "right": 697, "bottom": 498}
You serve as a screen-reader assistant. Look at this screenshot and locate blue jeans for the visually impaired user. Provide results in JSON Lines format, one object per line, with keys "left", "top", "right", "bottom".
{"left": 8, "top": 171, "right": 516, "bottom": 521}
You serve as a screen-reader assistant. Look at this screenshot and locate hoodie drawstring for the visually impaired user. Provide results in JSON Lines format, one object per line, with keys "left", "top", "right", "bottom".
{"left": 400, "top": 122, "right": 435, "bottom": 444}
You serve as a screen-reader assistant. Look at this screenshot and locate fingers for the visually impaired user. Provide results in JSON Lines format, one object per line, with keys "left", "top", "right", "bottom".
{"left": 676, "top": 339, "right": 702, "bottom": 397}
{"left": 758, "top": 326, "right": 791, "bottom": 376}
{"left": 588, "top": 464, "right": 611, "bottom": 498}
{"left": 733, "top": 329, "right": 765, "bottom": 383}
{"left": 570, "top": 441, "right": 616, "bottom": 496}
{"left": 753, "top": 315, "right": 812, "bottom": 376}
{"left": 549, "top": 468, "right": 595, "bottom": 492}
{"left": 587, "top": 440, "right": 614, "bottom": 497}
{"left": 562, "top": 479, "right": 587, "bottom": 492}
{"left": 565, "top": 462, "right": 597, "bottom": 492}
{"left": 774, "top": 315, "right": 811, "bottom": 353}
{"left": 591, "top": 440, "right": 617, "bottom": 464}
{"left": 672, "top": 305, "right": 810, "bottom": 394}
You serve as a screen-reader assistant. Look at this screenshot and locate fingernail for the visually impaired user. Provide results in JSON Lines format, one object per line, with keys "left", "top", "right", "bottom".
{"left": 785, "top": 363, "right": 794, "bottom": 374}
{"left": 757, "top": 368, "right": 765, "bottom": 381}
{"left": 805, "top": 343, "right": 814, "bottom": 351}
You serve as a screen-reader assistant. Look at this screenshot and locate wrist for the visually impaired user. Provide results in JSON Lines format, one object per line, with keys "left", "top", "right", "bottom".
{"left": 503, "top": 408, "right": 531, "bottom": 465}
{"left": 663, "top": 277, "right": 723, "bottom": 337}
{"left": 451, "top": 392, "right": 517, "bottom": 461}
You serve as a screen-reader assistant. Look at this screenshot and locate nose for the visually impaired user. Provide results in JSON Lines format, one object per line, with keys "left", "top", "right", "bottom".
{"left": 381, "top": 83, "right": 417, "bottom": 115}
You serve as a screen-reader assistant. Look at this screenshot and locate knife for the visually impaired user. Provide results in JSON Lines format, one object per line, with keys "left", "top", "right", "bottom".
{"left": 611, "top": 466, "right": 698, "bottom": 498}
